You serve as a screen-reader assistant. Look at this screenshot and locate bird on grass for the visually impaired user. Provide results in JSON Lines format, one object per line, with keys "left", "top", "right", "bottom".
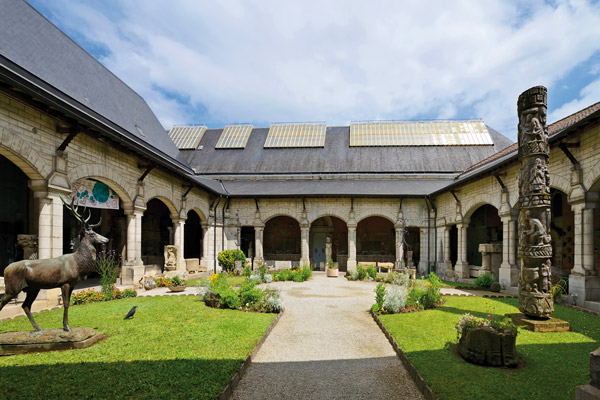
{"left": 124, "top": 306, "right": 137, "bottom": 320}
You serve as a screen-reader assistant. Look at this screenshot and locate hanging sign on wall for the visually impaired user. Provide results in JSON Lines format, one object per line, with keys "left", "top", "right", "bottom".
{"left": 69, "top": 179, "right": 120, "bottom": 210}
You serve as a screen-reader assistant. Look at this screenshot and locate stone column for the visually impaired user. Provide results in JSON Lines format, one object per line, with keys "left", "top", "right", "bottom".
{"left": 172, "top": 216, "right": 186, "bottom": 274}
{"left": 569, "top": 201, "right": 598, "bottom": 306}
{"left": 517, "top": 86, "right": 553, "bottom": 318}
{"left": 201, "top": 224, "right": 209, "bottom": 267}
{"left": 254, "top": 225, "right": 264, "bottom": 265}
{"left": 37, "top": 197, "right": 53, "bottom": 260}
{"left": 571, "top": 203, "right": 586, "bottom": 275}
{"left": 300, "top": 225, "right": 310, "bottom": 265}
{"left": 121, "top": 207, "right": 145, "bottom": 285}
{"left": 134, "top": 210, "right": 143, "bottom": 264}
{"left": 583, "top": 206, "right": 596, "bottom": 275}
{"left": 499, "top": 215, "right": 519, "bottom": 287}
{"left": 347, "top": 225, "right": 357, "bottom": 272}
{"left": 444, "top": 226, "right": 451, "bottom": 267}
{"left": 418, "top": 228, "right": 428, "bottom": 274}
{"left": 455, "top": 222, "right": 469, "bottom": 278}
{"left": 124, "top": 207, "right": 136, "bottom": 265}
{"left": 48, "top": 192, "right": 67, "bottom": 257}
{"left": 395, "top": 227, "right": 405, "bottom": 269}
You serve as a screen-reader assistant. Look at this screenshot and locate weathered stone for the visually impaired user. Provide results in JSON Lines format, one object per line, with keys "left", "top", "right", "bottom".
{"left": 204, "top": 291, "right": 223, "bottom": 308}
{"left": 506, "top": 313, "right": 569, "bottom": 332}
{"left": 0, "top": 327, "right": 103, "bottom": 355}
{"left": 490, "top": 282, "right": 502, "bottom": 292}
{"left": 591, "top": 348, "right": 600, "bottom": 388}
{"left": 143, "top": 277, "right": 157, "bottom": 290}
{"left": 517, "top": 86, "right": 554, "bottom": 318}
{"left": 164, "top": 245, "right": 178, "bottom": 271}
{"left": 457, "top": 326, "right": 518, "bottom": 367}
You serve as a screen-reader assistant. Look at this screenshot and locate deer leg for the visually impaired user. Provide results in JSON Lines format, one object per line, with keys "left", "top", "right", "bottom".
{"left": 0, "top": 292, "right": 18, "bottom": 312}
{"left": 22, "top": 288, "right": 42, "bottom": 331}
{"left": 61, "top": 284, "right": 73, "bottom": 332}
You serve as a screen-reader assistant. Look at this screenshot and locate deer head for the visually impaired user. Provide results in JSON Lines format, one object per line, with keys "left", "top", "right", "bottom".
{"left": 61, "top": 195, "right": 109, "bottom": 244}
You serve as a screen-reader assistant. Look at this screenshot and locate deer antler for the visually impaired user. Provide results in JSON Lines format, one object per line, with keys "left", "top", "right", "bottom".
{"left": 60, "top": 195, "right": 102, "bottom": 229}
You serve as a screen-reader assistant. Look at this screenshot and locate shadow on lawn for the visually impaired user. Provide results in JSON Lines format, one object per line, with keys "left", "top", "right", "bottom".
{"left": 0, "top": 358, "right": 242, "bottom": 399}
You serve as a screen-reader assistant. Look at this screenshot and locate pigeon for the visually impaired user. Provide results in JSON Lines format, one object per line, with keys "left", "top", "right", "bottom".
{"left": 124, "top": 306, "right": 137, "bottom": 320}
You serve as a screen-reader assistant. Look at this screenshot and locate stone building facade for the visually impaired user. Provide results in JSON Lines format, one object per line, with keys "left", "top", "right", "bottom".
{"left": 0, "top": 0, "right": 599, "bottom": 311}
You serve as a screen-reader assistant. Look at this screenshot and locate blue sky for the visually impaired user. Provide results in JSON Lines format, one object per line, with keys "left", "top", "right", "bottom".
{"left": 29, "top": 0, "right": 600, "bottom": 141}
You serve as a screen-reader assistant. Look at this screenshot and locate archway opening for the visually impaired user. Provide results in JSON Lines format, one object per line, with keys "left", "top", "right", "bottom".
{"left": 404, "top": 227, "right": 421, "bottom": 267}
{"left": 142, "top": 198, "right": 172, "bottom": 271}
{"left": 357, "top": 216, "right": 395, "bottom": 266}
{"left": 240, "top": 226, "right": 255, "bottom": 259}
{"left": 310, "top": 216, "right": 348, "bottom": 270}
{"left": 264, "top": 216, "right": 301, "bottom": 263}
{"left": 63, "top": 180, "right": 126, "bottom": 269}
{"left": 450, "top": 224, "right": 458, "bottom": 267}
{"left": 184, "top": 210, "right": 202, "bottom": 259}
{"left": 466, "top": 205, "right": 501, "bottom": 267}
{"left": 0, "top": 154, "right": 32, "bottom": 274}
{"left": 550, "top": 188, "right": 575, "bottom": 276}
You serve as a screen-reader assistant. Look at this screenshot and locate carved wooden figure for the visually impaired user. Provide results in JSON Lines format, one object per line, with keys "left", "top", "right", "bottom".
{"left": 0, "top": 197, "right": 108, "bottom": 331}
{"left": 517, "top": 86, "right": 554, "bottom": 318}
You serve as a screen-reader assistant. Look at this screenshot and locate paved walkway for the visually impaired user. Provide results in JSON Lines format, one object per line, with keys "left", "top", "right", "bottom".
{"left": 231, "top": 272, "right": 423, "bottom": 400}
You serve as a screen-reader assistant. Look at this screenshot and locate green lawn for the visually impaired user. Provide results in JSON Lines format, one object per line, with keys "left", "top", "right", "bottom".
{"left": 379, "top": 296, "right": 599, "bottom": 400}
{"left": 0, "top": 296, "right": 276, "bottom": 399}
{"left": 440, "top": 280, "right": 476, "bottom": 288}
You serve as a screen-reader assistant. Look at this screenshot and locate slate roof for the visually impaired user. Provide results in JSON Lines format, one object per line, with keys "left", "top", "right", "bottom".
{"left": 182, "top": 125, "right": 513, "bottom": 175}
{"left": 221, "top": 178, "right": 452, "bottom": 197}
{"left": 0, "top": 0, "right": 193, "bottom": 175}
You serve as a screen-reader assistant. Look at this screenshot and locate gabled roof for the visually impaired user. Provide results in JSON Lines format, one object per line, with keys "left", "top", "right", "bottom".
{"left": 0, "top": 0, "right": 194, "bottom": 176}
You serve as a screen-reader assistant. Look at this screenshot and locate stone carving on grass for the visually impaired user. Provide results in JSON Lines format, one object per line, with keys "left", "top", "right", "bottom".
{"left": 456, "top": 314, "right": 519, "bottom": 368}
{"left": 517, "top": 86, "right": 554, "bottom": 318}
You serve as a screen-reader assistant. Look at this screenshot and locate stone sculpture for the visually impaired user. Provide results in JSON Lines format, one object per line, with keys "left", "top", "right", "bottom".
{"left": 0, "top": 197, "right": 108, "bottom": 331}
{"left": 164, "top": 245, "right": 178, "bottom": 271}
{"left": 517, "top": 86, "right": 553, "bottom": 318}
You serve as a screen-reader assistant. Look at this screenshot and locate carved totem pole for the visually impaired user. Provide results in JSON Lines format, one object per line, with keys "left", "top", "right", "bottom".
{"left": 517, "top": 86, "right": 553, "bottom": 318}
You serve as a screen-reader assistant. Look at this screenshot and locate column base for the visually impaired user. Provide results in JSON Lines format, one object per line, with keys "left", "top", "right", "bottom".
{"left": 569, "top": 274, "right": 600, "bottom": 306}
{"left": 346, "top": 260, "right": 357, "bottom": 273}
{"left": 499, "top": 263, "right": 519, "bottom": 288}
{"left": 455, "top": 262, "right": 470, "bottom": 279}
{"left": 122, "top": 265, "right": 145, "bottom": 286}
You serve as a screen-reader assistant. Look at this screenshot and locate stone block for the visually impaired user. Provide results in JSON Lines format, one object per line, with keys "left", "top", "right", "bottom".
{"left": 592, "top": 348, "right": 600, "bottom": 388}
{"left": 186, "top": 258, "right": 200, "bottom": 272}
{"left": 576, "top": 385, "right": 600, "bottom": 400}
{"left": 274, "top": 260, "right": 291, "bottom": 271}
{"left": 506, "top": 313, "right": 570, "bottom": 333}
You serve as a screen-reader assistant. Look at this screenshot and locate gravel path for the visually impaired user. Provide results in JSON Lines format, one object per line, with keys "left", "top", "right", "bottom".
{"left": 231, "top": 272, "right": 423, "bottom": 400}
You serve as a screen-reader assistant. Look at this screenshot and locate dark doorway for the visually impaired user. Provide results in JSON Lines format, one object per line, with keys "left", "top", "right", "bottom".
{"left": 240, "top": 226, "right": 255, "bottom": 258}
{"left": 184, "top": 210, "right": 202, "bottom": 259}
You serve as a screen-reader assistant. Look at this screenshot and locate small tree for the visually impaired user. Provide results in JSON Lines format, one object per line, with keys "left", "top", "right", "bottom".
{"left": 97, "top": 247, "right": 121, "bottom": 296}
{"left": 217, "top": 250, "right": 246, "bottom": 272}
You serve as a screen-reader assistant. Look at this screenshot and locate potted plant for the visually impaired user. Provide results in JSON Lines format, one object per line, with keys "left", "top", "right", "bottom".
{"left": 168, "top": 275, "right": 187, "bottom": 292}
{"left": 326, "top": 258, "right": 338, "bottom": 277}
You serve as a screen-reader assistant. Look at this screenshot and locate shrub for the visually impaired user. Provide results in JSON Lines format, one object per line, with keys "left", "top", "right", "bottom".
{"left": 203, "top": 273, "right": 283, "bottom": 313}
{"left": 264, "top": 289, "right": 285, "bottom": 313}
{"left": 239, "top": 281, "right": 264, "bottom": 306}
{"left": 217, "top": 250, "right": 246, "bottom": 273}
{"left": 264, "top": 274, "right": 273, "bottom": 283}
{"left": 455, "top": 313, "right": 517, "bottom": 340}
{"left": 171, "top": 275, "right": 185, "bottom": 286}
{"left": 384, "top": 285, "right": 408, "bottom": 314}
{"left": 474, "top": 272, "right": 495, "bottom": 288}
{"left": 407, "top": 287, "right": 425, "bottom": 309}
{"left": 71, "top": 286, "right": 137, "bottom": 305}
{"left": 367, "top": 265, "right": 377, "bottom": 280}
{"left": 97, "top": 247, "right": 121, "bottom": 297}
{"left": 250, "top": 274, "right": 262, "bottom": 283}
{"left": 356, "top": 266, "right": 367, "bottom": 280}
{"left": 374, "top": 282, "right": 386, "bottom": 312}
{"left": 259, "top": 264, "right": 267, "bottom": 281}
{"left": 385, "top": 271, "right": 408, "bottom": 286}
{"left": 243, "top": 263, "right": 252, "bottom": 277}
{"left": 155, "top": 276, "right": 173, "bottom": 287}
{"left": 122, "top": 288, "right": 138, "bottom": 298}
{"left": 301, "top": 264, "right": 312, "bottom": 280}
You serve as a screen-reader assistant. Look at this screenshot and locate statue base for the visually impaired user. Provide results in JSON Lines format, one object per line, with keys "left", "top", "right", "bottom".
{"left": 0, "top": 327, "right": 104, "bottom": 355}
{"left": 506, "top": 313, "right": 570, "bottom": 333}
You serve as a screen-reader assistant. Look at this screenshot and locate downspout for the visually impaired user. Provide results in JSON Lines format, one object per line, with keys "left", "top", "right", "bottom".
{"left": 213, "top": 196, "right": 222, "bottom": 274}
{"left": 222, "top": 197, "right": 230, "bottom": 255}
{"left": 425, "top": 196, "right": 431, "bottom": 276}
{"left": 432, "top": 197, "right": 437, "bottom": 273}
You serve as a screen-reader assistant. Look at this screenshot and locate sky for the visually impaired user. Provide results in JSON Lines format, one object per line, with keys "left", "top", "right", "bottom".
{"left": 28, "top": 0, "right": 600, "bottom": 141}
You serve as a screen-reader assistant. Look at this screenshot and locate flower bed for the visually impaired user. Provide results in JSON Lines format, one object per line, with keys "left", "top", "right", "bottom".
{"left": 72, "top": 286, "right": 137, "bottom": 305}
{"left": 154, "top": 275, "right": 186, "bottom": 288}
{"left": 199, "top": 272, "right": 284, "bottom": 313}
{"left": 372, "top": 272, "right": 444, "bottom": 314}
{"left": 272, "top": 265, "right": 312, "bottom": 282}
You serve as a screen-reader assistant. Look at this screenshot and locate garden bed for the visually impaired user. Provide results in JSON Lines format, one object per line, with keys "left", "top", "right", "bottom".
{"left": 0, "top": 296, "right": 276, "bottom": 399}
{"left": 378, "top": 296, "right": 599, "bottom": 400}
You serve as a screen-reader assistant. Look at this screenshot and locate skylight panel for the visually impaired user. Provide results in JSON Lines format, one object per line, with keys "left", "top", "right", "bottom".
{"left": 215, "top": 124, "right": 253, "bottom": 149}
{"left": 168, "top": 125, "right": 207, "bottom": 149}
{"left": 264, "top": 123, "right": 327, "bottom": 148}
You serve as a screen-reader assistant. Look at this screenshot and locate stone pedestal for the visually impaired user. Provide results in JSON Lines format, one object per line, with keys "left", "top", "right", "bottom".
{"left": 576, "top": 348, "right": 600, "bottom": 400}
{"left": 0, "top": 327, "right": 104, "bottom": 355}
{"left": 569, "top": 274, "right": 600, "bottom": 306}
{"left": 122, "top": 265, "right": 145, "bottom": 286}
{"left": 185, "top": 258, "right": 200, "bottom": 273}
{"left": 457, "top": 327, "right": 518, "bottom": 368}
{"left": 506, "top": 313, "right": 570, "bottom": 332}
{"left": 478, "top": 243, "right": 503, "bottom": 278}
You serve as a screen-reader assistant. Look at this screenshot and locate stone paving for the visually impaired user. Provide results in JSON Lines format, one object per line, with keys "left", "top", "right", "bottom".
{"left": 231, "top": 272, "right": 423, "bottom": 400}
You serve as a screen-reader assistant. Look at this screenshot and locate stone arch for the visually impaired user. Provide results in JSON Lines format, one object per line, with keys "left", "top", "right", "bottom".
{"left": 549, "top": 175, "right": 571, "bottom": 197}
{"left": 144, "top": 186, "right": 179, "bottom": 215}
{"left": 68, "top": 163, "right": 134, "bottom": 206}
{"left": 584, "top": 159, "right": 600, "bottom": 191}
{"left": 264, "top": 213, "right": 301, "bottom": 225}
{"left": 463, "top": 194, "right": 501, "bottom": 219}
{"left": 356, "top": 213, "right": 396, "bottom": 225}
{"left": 0, "top": 128, "right": 48, "bottom": 179}
{"left": 146, "top": 196, "right": 178, "bottom": 215}
{"left": 189, "top": 207, "right": 208, "bottom": 224}
{"left": 310, "top": 213, "right": 348, "bottom": 224}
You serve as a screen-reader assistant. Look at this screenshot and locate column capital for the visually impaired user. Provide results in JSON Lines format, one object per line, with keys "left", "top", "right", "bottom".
{"left": 347, "top": 224, "right": 357, "bottom": 230}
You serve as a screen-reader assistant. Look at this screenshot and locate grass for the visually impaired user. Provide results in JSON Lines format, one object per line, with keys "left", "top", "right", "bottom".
{"left": 440, "top": 280, "right": 475, "bottom": 288}
{"left": 379, "top": 296, "right": 599, "bottom": 400}
{"left": 0, "top": 296, "right": 276, "bottom": 399}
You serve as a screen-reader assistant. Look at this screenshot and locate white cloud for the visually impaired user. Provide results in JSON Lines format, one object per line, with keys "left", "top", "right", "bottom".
{"left": 549, "top": 78, "right": 600, "bottom": 122}
{"left": 34, "top": 0, "right": 600, "bottom": 140}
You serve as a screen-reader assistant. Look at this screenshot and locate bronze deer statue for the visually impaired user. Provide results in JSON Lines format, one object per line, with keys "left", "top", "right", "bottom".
{"left": 0, "top": 197, "right": 108, "bottom": 332}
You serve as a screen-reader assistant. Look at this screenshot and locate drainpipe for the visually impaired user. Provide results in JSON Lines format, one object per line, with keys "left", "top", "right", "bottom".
{"left": 222, "top": 198, "right": 229, "bottom": 256}
{"left": 432, "top": 197, "right": 437, "bottom": 273}
{"left": 213, "top": 197, "right": 222, "bottom": 274}
{"left": 425, "top": 196, "right": 431, "bottom": 276}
